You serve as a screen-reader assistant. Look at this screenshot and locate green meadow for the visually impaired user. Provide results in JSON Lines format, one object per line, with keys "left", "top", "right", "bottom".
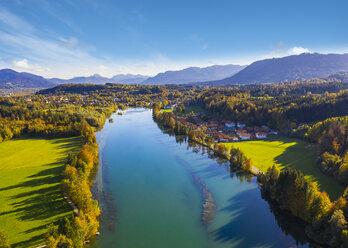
{"left": 0, "top": 137, "right": 82, "bottom": 247}
{"left": 161, "top": 109, "right": 173, "bottom": 113}
{"left": 223, "top": 135, "right": 344, "bottom": 200}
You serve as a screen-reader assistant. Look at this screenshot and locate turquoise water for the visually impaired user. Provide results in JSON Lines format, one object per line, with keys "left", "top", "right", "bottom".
{"left": 92, "top": 109, "right": 311, "bottom": 248}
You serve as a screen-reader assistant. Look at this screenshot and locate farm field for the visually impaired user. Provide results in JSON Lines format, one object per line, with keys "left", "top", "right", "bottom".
{"left": 0, "top": 137, "right": 82, "bottom": 248}
{"left": 223, "top": 135, "right": 344, "bottom": 200}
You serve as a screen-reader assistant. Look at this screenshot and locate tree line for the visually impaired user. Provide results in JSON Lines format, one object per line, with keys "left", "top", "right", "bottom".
{"left": 45, "top": 121, "right": 100, "bottom": 247}
{"left": 259, "top": 166, "right": 348, "bottom": 247}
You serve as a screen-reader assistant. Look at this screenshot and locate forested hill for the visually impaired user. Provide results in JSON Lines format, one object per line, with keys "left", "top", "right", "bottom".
{"left": 36, "top": 83, "right": 166, "bottom": 95}
{"left": 0, "top": 69, "right": 57, "bottom": 89}
{"left": 213, "top": 53, "right": 348, "bottom": 85}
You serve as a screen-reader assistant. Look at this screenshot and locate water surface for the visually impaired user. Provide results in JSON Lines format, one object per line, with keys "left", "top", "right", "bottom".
{"left": 93, "top": 109, "right": 311, "bottom": 248}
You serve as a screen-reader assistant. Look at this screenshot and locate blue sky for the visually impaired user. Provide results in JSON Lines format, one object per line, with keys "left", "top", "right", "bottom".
{"left": 0, "top": 0, "right": 347, "bottom": 78}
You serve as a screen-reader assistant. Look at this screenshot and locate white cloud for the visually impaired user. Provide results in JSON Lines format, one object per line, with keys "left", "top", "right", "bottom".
{"left": 12, "top": 58, "right": 47, "bottom": 73}
{"left": 13, "top": 59, "right": 30, "bottom": 69}
{"left": 267, "top": 42, "right": 311, "bottom": 57}
{"left": 236, "top": 43, "right": 313, "bottom": 64}
{"left": 288, "top": 46, "right": 311, "bottom": 55}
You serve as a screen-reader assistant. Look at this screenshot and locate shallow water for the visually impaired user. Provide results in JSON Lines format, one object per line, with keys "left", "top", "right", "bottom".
{"left": 92, "top": 109, "right": 311, "bottom": 248}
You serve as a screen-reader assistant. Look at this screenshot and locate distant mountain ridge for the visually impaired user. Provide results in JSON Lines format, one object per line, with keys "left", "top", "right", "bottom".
{"left": 142, "top": 64, "right": 246, "bottom": 85}
{"left": 2, "top": 53, "right": 348, "bottom": 90}
{"left": 49, "top": 74, "right": 149, "bottom": 84}
{"left": 214, "top": 53, "right": 348, "bottom": 85}
{"left": 0, "top": 69, "right": 57, "bottom": 89}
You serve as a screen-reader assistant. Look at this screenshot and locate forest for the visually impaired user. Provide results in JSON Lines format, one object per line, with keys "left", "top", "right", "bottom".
{"left": 0, "top": 78, "right": 347, "bottom": 247}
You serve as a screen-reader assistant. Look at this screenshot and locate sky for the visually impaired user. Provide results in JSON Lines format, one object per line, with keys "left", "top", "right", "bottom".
{"left": 0, "top": 0, "right": 347, "bottom": 78}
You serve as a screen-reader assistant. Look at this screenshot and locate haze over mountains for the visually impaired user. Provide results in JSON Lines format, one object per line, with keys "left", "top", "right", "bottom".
{"left": 1, "top": 53, "right": 348, "bottom": 90}
{"left": 142, "top": 64, "right": 246, "bottom": 85}
{"left": 214, "top": 53, "right": 348, "bottom": 85}
{"left": 49, "top": 74, "right": 149, "bottom": 85}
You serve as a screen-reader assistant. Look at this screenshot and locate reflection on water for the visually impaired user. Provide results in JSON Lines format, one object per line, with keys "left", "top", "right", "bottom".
{"left": 91, "top": 108, "right": 316, "bottom": 248}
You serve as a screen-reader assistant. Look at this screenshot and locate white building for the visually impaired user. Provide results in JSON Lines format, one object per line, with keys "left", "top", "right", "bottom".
{"left": 238, "top": 133, "right": 251, "bottom": 140}
{"left": 255, "top": 132, "right": 268, "bottom": 139}
{"left": 225, "top": 121, "right": 235, "bottom": 129}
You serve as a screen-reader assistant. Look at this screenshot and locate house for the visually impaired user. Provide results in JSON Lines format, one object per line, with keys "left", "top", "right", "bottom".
{"left": 208, "top": 123, "right": 218, "bottom": 131}
{"left": 236, "top": 129, "right": 247, "bottom": 136}
{"left": 179, "top": 120, "right": 197, "bottom": 129}
{"left": 255, "top": 132, "right": 268, "bottom": 139}
{"left": 225, "top": 121, "right": 235, "bottom": 129}
{"left": 237, "top": 121, "right": 246, "bottom": 128}
{"left": 219, "top": 134, "right": 229, "bottom": 143}
{"left": 205, "top": 130, "right": 218, "bottom": 137}
{"left": 217, "top": 133, "right": 232, "bottom": 143}
{"left": 238, "top": 133, "right": 251, "bottom": 140}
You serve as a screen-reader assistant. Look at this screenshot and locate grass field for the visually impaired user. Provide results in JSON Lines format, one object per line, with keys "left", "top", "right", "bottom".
{"left": 161, "top": 109, "right": 173, "bottom": 113}
{"left": 223, "top": 135, "right": 344, "bottom": 200}
{"left": 0, "top": 137, "right": 82, "bottom": 247}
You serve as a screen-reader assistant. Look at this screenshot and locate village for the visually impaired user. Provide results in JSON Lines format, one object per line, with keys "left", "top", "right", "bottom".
{"left": 162, "top": 104, "right": 279, "bottom": 143}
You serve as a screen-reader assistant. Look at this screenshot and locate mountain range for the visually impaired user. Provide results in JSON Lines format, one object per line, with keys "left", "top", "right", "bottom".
{"left": 142, "top": 64, "right": 246, "bottom": 85}
{"left": 49, "top": 74, "right": 149, "bottom": 84}
{"left": 214, "top": 53, "right": 348, "bottom": 85}
{"left": 1, "top": 53, "right": 348, "bottom": 89}
{"left": 0, "top": 69, "right": 56, "bottom": 89}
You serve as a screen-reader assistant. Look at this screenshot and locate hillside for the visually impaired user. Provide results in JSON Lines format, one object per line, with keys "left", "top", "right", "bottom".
{"left": 143, "top": 64, "right": 245, "bottom": 85}
{"left": 215, "top": 53, "right": 348, "bottom": 85}
{"left": 0, "top": 69, "right": 56, "bottom": 89}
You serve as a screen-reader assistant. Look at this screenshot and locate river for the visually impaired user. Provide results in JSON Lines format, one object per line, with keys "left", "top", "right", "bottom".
{"left": 91, "top": 108, "right": 313, "bottom": 248}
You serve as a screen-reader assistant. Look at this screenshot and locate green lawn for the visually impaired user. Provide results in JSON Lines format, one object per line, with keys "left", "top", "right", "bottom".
{"left": 0, "top": 137, "right": 82, "bottom": 247}
{"left": 161, "top": 109, "right": 173, "bottom": 113}
{"left": 223, "top": 135, "right": 344, "bottom": 200}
